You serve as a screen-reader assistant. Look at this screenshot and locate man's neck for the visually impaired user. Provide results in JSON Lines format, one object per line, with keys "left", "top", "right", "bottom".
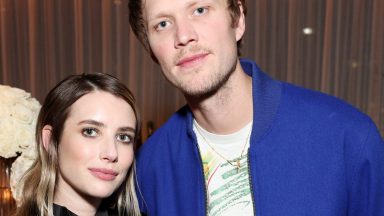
{"left": 187, "top": 61, "right": 253, "bottom": 134}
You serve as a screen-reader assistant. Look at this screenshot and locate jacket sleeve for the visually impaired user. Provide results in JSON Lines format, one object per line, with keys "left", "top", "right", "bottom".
{"left": 135, "top": 153, "right": 149, "bottom": 215}
{"left": 348, "top": 121, "right": 384, "bottom": 216}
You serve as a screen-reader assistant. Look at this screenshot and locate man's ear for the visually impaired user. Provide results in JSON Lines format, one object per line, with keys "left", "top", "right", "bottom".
{"left": 42, "top": 125, "right": 53, "bottom": 151}
{"left": 235, "top": 1, "right": 246, "bottom": 41}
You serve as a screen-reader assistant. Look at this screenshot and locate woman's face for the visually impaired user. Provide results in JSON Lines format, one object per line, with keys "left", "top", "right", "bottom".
{"left": 54, "top": 90, "right": 136, "bottom": 205}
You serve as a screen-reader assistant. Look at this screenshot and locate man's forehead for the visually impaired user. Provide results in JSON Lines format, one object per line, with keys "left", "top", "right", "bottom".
{"left": 143, "top": 0, "right": 221, "bottom": 18}
{"left": 144, "top": 0, "right": 198, "bottom": 10}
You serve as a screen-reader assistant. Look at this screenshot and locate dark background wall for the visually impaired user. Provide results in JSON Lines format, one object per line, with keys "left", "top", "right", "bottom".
{"left": 1, "top": 0, "right": 383, "bottom": 140}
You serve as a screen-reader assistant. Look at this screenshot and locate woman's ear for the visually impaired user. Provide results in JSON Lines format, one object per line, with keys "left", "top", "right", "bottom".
{"left": 42, "top": 125, "right": 53, "bottom": 151}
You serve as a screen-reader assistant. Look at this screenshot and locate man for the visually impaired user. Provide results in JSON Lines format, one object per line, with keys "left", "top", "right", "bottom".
{"left": 128, "top": 0, "right": 384, "bottom": 215}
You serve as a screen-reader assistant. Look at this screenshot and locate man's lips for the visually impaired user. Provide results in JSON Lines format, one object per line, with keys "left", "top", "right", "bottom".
{"left": 89, "top": 168, "right": 118, "bottom": 181}
{"left": 176, "top": 53, "right": 209, "bottom": 67}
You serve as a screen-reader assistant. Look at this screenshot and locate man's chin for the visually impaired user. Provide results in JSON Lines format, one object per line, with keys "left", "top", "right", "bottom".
{"left": 181, "top": 84, "right": 221, "bottom": 101}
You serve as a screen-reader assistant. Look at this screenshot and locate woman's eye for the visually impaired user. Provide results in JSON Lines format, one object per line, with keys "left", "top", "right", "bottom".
{"left": 82, "top": 128, "right": 98, "bottom": 137}
{"left": 194, "top": 7, "right": 208, "bottom": 16}
{"left": 116, "top": 134, "right": 133, "bottom": 144}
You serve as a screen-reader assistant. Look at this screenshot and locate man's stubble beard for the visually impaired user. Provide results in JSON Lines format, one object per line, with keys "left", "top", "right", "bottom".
{"left": 179, "top": 59, "right": 237, "bottom": 101}
{"left": 161, "top": 44, "right": 239, "bottom": 101}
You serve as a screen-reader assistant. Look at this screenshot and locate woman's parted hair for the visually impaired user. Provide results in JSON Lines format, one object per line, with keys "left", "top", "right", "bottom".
{"left": 15, "top": 73, "right": 141, "bottom": 216}
{"left": 128, "top": 0, "right": 247, "bottom": 60}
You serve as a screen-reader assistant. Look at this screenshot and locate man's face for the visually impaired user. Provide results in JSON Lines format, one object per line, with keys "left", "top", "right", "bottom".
{"left": 144, "top": 0, "right": 245, "bottom": 97}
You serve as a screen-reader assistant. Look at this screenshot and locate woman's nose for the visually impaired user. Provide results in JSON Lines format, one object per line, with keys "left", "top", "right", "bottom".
{"left": 99, "top": 138, "right": 118, "bottom": 162}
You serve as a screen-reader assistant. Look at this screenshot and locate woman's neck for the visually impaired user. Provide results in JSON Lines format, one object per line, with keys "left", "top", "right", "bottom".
{"left": 54, "top": 183, "right": 101, "bottom": 216}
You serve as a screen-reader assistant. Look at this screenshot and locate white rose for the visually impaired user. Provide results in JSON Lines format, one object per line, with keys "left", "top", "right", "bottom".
{"left": 0, "top": 119, "right": 21, "bottom": 158}
{"left": 11, "top": 155, "right": 36, "bottom": 204}
{"left": 0, "top": 84, "right": 41, "bottom": 205}
{"left": 12, "top": 103, "right": 35, "bottom": 125}
{"left": 0, "top": 85, "right": 29, "bottom": 100}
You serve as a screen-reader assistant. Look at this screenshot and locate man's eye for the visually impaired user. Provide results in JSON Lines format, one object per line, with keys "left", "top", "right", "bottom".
{"left": 155, "top": 20, "right": 170, "bottom": 31}
{"left": 82, "top": 128, "right": 98, "bottom": 137}
{"left": 194, "top": 7, "right": 208, "bottom": 16}
{"left": 116, "top": 134, "right": 133, "bottom": 144}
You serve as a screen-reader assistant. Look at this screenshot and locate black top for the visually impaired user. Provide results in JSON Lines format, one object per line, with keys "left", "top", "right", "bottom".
{"left": 53, "top": 204, "right": 116, "bottom": 216}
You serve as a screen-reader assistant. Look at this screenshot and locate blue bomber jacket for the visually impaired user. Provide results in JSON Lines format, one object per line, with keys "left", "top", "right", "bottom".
{"left": 136, "top": 59, "right": 384, "bottom": 216}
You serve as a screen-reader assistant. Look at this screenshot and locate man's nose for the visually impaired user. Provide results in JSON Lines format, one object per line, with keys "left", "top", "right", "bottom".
{"left": 174, "top": 18, "right": 198, "bottom": 48}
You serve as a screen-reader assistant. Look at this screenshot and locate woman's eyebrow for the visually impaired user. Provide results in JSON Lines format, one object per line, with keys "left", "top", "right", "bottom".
{"left": 78, "top": 119, "right": 105, "bottom": 127}
{"left": 118, "top": 127, "right": 136, "bottom": 132}
{"left": 78, "top": 119, "right": 135, "bottom": 132}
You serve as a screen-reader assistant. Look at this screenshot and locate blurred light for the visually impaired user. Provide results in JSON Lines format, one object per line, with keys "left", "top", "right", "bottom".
{"left": 0, "top": 188, "right": 13, "bottom": 203}
{"left": 350, "top": 61, "right": 359, "bottom": 69}
{"left": 303, "top": 27, "right": 314, "bottom": 35}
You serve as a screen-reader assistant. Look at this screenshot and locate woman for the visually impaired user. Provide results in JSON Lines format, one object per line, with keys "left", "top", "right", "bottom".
{"left": 14, "top": 73, "right": 141, "bottom": 216}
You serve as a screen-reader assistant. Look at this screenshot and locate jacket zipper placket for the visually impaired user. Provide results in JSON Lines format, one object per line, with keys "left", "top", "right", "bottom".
{"left": 196, "top": 143, "right": 209, "bottom": 216}
{"left": 247, "top": 148, "right": 257, "bottom": 215}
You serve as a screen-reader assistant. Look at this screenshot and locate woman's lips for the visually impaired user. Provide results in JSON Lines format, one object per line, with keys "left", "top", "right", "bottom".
{"left": 89, "top": 168, "right": 118, "bottom": 181}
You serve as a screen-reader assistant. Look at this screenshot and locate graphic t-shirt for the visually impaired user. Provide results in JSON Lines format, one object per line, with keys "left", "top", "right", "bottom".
{"left": 193, "top": 121, "right": 254, "bottom": 216}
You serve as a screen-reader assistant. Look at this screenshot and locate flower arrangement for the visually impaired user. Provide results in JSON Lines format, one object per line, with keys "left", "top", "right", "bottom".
{"left": 0, "top": 84, "right": 41, "bottom": 203}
